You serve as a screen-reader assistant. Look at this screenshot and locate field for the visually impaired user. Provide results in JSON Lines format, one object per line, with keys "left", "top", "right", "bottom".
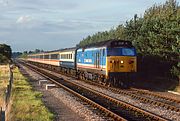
{"left": 0, "top": 65, "right": 10, "bottom": 108}
{"left": 10, "top": 67, "right": 54, "bottom": 121}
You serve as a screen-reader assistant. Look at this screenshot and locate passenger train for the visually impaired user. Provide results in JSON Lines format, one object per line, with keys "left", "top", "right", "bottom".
{"left": 27, "top": 39, "right": 137, "bottom": 87}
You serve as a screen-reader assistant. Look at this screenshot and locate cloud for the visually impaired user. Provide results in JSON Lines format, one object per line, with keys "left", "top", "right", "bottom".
{"left": 0, "top": 0, "right": 8, "bottom": 6}
{"left": 16, "top": 15, "right": 32, "bottom": 24}
{"left": 0, "top": 0, "right": 171, "bottom": 52}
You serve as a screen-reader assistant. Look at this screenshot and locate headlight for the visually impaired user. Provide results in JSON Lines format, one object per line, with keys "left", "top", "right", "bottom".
{"left": 120, "top": 60, "right": 124, "bottom": 64}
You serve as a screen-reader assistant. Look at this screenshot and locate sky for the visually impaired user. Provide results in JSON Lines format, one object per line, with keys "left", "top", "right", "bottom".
{"left": 0, "top": 0, "right": 178, "bottom": 52}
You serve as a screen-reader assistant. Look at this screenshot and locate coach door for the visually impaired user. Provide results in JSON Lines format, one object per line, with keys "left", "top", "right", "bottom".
{"left": 95, "top": 52, "right": 100, "bottom": 68}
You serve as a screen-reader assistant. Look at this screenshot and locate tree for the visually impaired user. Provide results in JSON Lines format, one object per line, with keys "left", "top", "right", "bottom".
{"left": 0, "top": 44, "right": 12, "bottom": 59}
{"left": 0, "top": 44, "right": 12, "bottom": 63}
{"left": 76, "top": 0, "right": 180, "bottom": 83}
{"left": 171, "top": 36, "right": 180, "bottom": 83}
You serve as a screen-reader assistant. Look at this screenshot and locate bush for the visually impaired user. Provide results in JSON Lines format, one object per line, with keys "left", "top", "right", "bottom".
{"left": 0, "top": 54, "right": 9, "bottom": 64}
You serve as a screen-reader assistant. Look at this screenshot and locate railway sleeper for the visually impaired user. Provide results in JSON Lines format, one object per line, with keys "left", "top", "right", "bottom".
{"left": 23, "top": 61, "right": 171, "bottom": 120}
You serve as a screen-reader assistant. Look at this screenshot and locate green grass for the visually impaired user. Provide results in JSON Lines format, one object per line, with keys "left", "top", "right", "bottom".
{"left": 0, "top": 65, "right": 9, "bottom": 106}
{"left": 11, "top": 68, "right": 54, "bottom": 121}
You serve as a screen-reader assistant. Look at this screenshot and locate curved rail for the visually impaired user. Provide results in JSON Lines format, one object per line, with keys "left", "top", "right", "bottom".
{"left": 16, "top": 60, "right": 126, "bottom": 121}
{"left": 18, "top": 60, "right": 169, "bottom": 121}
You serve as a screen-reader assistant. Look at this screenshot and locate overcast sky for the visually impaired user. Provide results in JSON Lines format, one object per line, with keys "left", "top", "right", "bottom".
{"left": 0, "top": 0, "right": 178, "bottom": 52}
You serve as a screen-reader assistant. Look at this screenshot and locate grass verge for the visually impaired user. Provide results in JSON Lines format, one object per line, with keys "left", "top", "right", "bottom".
{"left": 0, "top": 65, "right": 9, "bottom": 107}
{"left": 11, "top": 67, "right": 54, "bottom": 121}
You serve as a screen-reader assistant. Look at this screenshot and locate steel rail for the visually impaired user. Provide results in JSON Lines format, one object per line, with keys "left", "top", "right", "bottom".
{"left": 19, "top": 60, "right": 169, "bottom": 121}
{"left": 17, "top": 60, "right": 126, "bottom": 121}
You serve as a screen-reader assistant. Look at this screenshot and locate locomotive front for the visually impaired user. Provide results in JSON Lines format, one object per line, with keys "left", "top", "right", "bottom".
{"left": 106, "top": 40, "right": 137, "bottom": 86}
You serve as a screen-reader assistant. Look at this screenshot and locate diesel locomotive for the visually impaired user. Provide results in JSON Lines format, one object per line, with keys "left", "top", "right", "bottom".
{"left": 27, "top": 39, "right": 137, "bottom": 87}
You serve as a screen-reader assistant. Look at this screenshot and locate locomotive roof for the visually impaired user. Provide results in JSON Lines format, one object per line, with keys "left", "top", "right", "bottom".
{"left": 79, "top": 39, "right": 133, "bottom": 48}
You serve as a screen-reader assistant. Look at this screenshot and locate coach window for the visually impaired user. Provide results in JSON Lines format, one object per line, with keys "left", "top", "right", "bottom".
{"left": 51, "top": 54, "right": 58, "bottom": 59}
{"left": 44, "top": 55, "right": 49, "bottom": 59}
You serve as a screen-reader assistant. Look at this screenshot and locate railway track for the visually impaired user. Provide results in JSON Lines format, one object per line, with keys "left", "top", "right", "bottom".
{"left": 60, "top": 70, "right": 180, "bottom": 113}
{"left": 17, "top": 60, "right": 169, "bottom": 121}
{"left": 17, "top": 60, "right": 125, "bottom": 121}
{"left": 130, "top": 88, "right": 180, "bottom": 106}
{"left": 87, "top": 82, "right": 180, "bottom": 112}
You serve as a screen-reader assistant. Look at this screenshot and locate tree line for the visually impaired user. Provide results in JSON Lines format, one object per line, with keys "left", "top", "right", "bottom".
{"left": 77, "top": 0, "right": 180, "bottom": 81}
{"left": 0, "top": 44, "right": 12, "bottom": 64}
{"left": 12, "top": 49, "right": 44, "bottom": 58}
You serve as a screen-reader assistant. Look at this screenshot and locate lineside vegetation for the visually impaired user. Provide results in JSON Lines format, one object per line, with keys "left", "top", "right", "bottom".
{"left": 11, "top": 67, "right": 54, "bottom": 121}
{"left": 0, "top": 65, "right": 10, "bottom": 107}
{"left": 0, "top": 44, "right": 12, "bottom": 64}
{"left": 77, "top": 0, "right": 180, "bottom": 84}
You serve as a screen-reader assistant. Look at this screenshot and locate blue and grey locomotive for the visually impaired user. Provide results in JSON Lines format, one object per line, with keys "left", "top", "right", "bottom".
{"left": 76, "top": 40, "right": 137, "bottom": 86}
{"left": 27, "top": 39, "right": 137, "bottom": 87}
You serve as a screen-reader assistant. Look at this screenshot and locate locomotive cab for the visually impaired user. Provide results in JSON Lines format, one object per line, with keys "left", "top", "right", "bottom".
{"left": 106, "top": 40, "right": 137, "bottom": 87}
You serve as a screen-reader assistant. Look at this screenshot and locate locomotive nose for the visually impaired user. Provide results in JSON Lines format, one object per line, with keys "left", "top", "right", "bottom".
{"left": 128, "top": 60, "right": 134, "bottom": 64}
